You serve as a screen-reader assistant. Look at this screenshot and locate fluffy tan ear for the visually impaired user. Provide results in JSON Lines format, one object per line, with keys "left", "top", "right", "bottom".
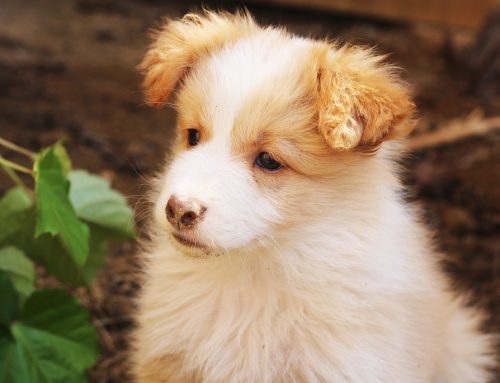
{"left": 314, "top": 44, "right": 417, "bottom": 151}
{"left": 139, "top": 11, "right": 257, "bottom": 107}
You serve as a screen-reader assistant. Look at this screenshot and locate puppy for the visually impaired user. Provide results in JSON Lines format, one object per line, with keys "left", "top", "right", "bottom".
{"left": 133, "top": 11, "right": 495, "bottom": 383}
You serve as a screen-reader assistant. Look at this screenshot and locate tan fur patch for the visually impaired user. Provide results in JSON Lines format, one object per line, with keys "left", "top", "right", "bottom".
{"left": 139, "top": 11, "right": 257, "bottom": 106}
{"left": 133, "top": 353, "right": 201, "bottom": 383}
{"left": 313, "top": 43, "right": 417, "bottom": 151}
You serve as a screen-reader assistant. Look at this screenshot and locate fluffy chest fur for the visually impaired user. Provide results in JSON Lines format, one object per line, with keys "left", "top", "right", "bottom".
{"left": 136, "top": 226, "right": 491, "bottom": 382}
{"left": 135, "top": 176, "right": 456, "bottom": 383}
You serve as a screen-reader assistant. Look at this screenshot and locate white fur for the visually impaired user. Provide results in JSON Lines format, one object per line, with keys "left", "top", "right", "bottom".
{"left": 154, "top": 142, "right": 280, "bottom": 251}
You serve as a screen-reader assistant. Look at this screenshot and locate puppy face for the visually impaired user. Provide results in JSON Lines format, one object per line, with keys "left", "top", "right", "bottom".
{"left": 140, "top": 12, "right": 416, "bottom": 256}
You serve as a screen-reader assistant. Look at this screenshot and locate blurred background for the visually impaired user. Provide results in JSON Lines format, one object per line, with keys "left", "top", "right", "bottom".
{"left": 0, "top": 0, "right": 498, "bottom": 381}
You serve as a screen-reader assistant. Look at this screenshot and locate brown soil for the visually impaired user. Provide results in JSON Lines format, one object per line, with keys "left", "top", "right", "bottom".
{"left": 0, "top": 1, "right": 498, "bottom": 381}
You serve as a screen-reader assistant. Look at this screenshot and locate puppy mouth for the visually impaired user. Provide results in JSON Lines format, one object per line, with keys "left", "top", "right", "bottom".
{"left": 172, "top": 232, "right": 207, "bottom": 249}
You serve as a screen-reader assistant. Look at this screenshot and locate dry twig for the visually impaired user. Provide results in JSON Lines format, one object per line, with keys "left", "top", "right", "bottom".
{"left": 408, "top": 109, "right": 500, "bottom": 150}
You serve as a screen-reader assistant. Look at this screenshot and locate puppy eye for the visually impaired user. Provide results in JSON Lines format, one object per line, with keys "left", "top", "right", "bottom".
{"left": 255, "top": 152, "right": 284, "bottom": 171}
{"left": 187, "top": 129, "right": 200, "bottom": 146}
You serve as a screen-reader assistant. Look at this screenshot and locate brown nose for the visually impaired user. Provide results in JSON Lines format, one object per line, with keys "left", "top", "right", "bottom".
{"left": 165, "top": 196, "right": 206, "bottom": 230}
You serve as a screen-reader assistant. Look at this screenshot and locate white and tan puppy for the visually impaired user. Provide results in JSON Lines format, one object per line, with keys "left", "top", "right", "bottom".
{"left": 133, "top": 11, "right": 495, "bottom": 383}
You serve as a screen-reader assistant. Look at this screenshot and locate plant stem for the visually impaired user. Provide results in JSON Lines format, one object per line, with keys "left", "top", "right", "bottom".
{"left": 0, "top": 156, "right": 33, "bottom": 175}
{"left": 0, "top": 137, "right": 34, "bottom": 158}
{"left": 0, "top": 163, "right": 32, "bottom": 195}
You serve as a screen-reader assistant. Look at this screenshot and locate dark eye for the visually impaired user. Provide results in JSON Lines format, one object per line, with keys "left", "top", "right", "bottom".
{"left": 255, "top": 152, "right": 284, "bottom": 171}
{"left": 187, "top": 129, "right": 200, "bottom": 146}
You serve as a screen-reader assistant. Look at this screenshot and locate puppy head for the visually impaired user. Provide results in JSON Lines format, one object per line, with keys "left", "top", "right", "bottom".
{"left": 140, "top": 11, "right": 416, "bottom": 256}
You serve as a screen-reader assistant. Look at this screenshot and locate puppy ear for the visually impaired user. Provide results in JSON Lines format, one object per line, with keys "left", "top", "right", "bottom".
{"left": 314, "top": 44, "right": 417, "bottom": 151}
{"left": 139, "top": 11, "right": 257, "bottom": 107}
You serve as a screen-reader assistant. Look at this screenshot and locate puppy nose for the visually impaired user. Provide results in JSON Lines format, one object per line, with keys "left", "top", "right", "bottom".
{"left": 165, "top": 196, "right": 206, "bottom": 229}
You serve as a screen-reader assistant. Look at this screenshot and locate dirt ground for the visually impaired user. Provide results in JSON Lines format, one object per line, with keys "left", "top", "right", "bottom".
{"left": 0, "top": 0, "right": 498, "bottom": 381}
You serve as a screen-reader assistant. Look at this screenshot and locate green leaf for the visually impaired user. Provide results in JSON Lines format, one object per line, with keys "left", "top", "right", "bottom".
{"left": 21, "top": 290, "right": 99, "bottom": 351}
{"left": 34, "top": 147, "right": 89, "bottom": 265}
{"left": 0, "top": 290, "right": 99, "bottom": 383}
{"left": 0, "top": 187, "right": 33, "bottom": 243}
{"left": 38, "top": 227, "right": 106, "bottom": 287}
{"left": 0, "top": 337, "right": 33, "bottom": 383}
{"left": 69, "top": 170, "right": 135, "bottom": 238}
{"left": 52, "top": 142, "right": 72, "bottom": 176}
{"left": 3, "top": 213, "right": 107, "bottom": 287}
{"left": 0, "top": 271, "right": 19, "bottom": 326}
{"left": 80, "top": 227, "right": 108, "bottom": 285}
{"left": 27, "top": 226, "right": 107, "bottom": 288}
{"left": 34, "top": 141, "right": 72, "bottom": 177}
{"left": 0, "top": 246, "right": 35, "bottom": 300}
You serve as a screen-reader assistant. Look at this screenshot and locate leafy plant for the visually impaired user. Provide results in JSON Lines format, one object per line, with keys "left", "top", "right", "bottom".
{"left": 0, "top": 138, "right": 135, "bottom": 382}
